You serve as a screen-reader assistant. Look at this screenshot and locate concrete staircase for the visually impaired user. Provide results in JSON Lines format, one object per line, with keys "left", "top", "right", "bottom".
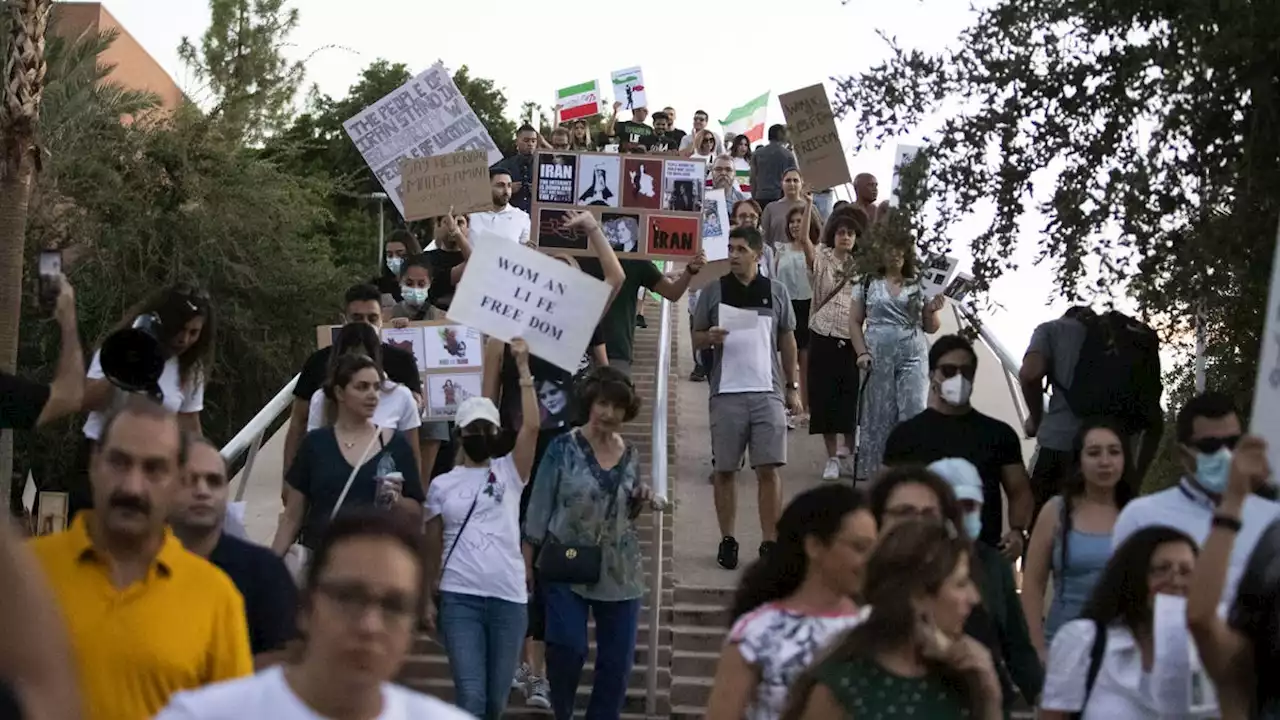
{"left": 396, "top": 296, "right": 679, "bottom": 718}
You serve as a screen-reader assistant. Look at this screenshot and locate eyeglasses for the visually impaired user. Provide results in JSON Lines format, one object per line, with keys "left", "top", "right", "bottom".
{"left": 1187, "top": 434, "right": 1241, "bottom": 455}
{"left": 936, "top": 363, "right": 976, "bottom": 381}
{"left": 316, "top": 581, "right": 416, "bottom": 625}
{"left": 1149, "top": 562, "right": 1194, "bottom": 581}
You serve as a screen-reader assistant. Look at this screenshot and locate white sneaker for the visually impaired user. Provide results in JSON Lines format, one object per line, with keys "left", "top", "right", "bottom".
{"left": 513, "top": 662, "right": 532, "bottom": 690}
{"left": 838, "top": 455, "right": 855, "bottom": 478}
{"left": 822, "top": 458, "right": 840, "bottom": 481}
{"left": 525, "top": 676, "right": 551, "bottom": 709}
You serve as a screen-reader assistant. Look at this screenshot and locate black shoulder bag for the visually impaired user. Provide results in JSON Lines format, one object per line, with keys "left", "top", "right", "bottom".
{"left": 432, "top": 475, "right": 485, "bottom": 607}
{"left": 537, "top": 438, "right": 618, "bottom": 585}
{"left": 1069, "top": 619, "right": 1108, "bottom": 720}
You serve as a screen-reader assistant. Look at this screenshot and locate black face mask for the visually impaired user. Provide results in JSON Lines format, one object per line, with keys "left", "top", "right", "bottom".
{"left": 461, "top": 434, "right": 495, "bottom": 462}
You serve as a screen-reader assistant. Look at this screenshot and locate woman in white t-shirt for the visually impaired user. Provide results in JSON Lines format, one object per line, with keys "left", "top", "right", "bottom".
{"left": 705, "top": 485, "right": 877, "bottom": 720}
{"left": 424, "top": 338, "right": 540, "bottom": 720}
{"left": 304, "top": 323, "right": 420, "bottom": 437}
{"left": 155, "top": 510, "right": 472, "bottom": 720}
{"left": 75, "top": 283, "right": 214, "bottom": 517}
{"left": 1040, "top": 525, "right": 1201, "bottom": 719}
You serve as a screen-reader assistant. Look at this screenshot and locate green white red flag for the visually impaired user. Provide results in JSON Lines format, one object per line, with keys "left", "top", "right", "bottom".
{"left": 720, "top": 92, "right": 770, "bottom": 143}
{"left": 556, "top": 80, "right": 600, "bottom": 121}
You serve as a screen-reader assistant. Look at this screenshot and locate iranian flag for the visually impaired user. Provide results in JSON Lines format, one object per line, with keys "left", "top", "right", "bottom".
{"left": 720, "top": 92, "right": 770, "bottom": 143}
{"left": 556, "top": 80, "right": 600, "bottom": 121}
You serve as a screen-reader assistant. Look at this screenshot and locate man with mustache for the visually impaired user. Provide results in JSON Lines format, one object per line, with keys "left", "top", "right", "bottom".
{"left": 29, "top": 396, "right": 252, "bottom": 720}
{"left": 170, "top": 438, "right": 297, "bottom": 669}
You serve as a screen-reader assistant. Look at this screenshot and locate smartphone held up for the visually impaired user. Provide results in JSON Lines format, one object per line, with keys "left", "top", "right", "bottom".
{"left": 38, "top": 249, "right": 62, "bottom": 311}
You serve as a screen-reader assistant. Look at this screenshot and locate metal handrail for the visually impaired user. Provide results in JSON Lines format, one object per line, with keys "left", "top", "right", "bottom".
{"left": 645, "top": 262, "right": 673, "bottom": 714}
{"left": 222, "top": 374, "right": 298, "bottom": 502}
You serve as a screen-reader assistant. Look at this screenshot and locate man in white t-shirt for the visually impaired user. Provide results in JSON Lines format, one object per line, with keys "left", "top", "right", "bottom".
{"left": 692, "top": 226, "right": 801, "bottom": 572}
{"left": 1113, "top": 391, "right": 1280, "bottom": 606}
{"left": 154, "top": 510, "right": 472, "bottom": 720}
{"left": 468, "top": 168, "right": 531, "bottom": 247}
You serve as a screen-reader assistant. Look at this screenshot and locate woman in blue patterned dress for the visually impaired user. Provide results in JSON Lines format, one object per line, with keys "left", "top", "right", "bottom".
{"left": 523, "top": 366, "right": 653, "bottom": 720}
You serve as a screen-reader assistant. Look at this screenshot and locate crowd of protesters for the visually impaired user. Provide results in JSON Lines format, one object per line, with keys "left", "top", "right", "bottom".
{"left": 0, "top": 98, "right": 1277, "bottom": 720}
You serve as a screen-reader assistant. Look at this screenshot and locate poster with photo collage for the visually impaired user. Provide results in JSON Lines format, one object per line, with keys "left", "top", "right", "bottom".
{"left": 531, "top": 150, "right": 704, "bottom": 260}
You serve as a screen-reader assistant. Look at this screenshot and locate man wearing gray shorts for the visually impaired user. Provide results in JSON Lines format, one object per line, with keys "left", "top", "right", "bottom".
{"left": 692, "top": 226, "right": 801, "bottom": 570}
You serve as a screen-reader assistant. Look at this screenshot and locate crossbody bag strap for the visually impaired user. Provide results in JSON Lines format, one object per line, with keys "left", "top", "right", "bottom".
{"left": 439, "top": 475, "right": 485, "bottom": 582}
{"left": 329, "top": 426, "right": 386, "bottom": 521}
{"left": 811, "top": 272, "right": 852, "bottom": 318}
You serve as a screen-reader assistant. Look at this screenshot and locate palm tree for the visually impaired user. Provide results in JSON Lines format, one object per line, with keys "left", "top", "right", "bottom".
{"left": 0, "top": 0, "right": 51, "bottom": 511}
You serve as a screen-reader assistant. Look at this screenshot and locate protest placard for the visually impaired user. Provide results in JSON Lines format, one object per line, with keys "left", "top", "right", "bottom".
{"left": 531, "top": 150, "right": 704, "bottom": 260}
{"left": 447, "top": 240, "right": 611, "bottom": 373}
{"left": 399, "top": 149, "right": 491, "bottom": 221}
{"left": 701, "top": 188, "right": 730, "bottom": 261}
{"left": 343, "top": 62, "right": 502, "bottom": 218}
{"left": 556, "top": 80, "right": 600, "bottom": 121}
{"left": 1251, "top": 224, "right": 1280, "bottom": 474}
{"left": 778, "top": 84, "right": 850, "bottom": 191}
{"left": 920, "top": 254, "right": 961, "bottom": 297}
{"left": 891, "top": 144, "right": 923, "bottom": 207}
{"left": 944, "top": 272, "right": 975, "bottom": 303}
{"left": 611, "top": 67, "right": 647, "bottom": 112}
{"left": 315, "top": 320, "right": 485, "bottom": 421}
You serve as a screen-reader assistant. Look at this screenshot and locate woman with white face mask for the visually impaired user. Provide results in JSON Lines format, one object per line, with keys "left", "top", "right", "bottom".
{"left": 388, "top": 256, "right": 436, "bottom": 325}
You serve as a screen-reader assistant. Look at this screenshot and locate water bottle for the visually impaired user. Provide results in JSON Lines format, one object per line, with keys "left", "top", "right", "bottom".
{"left": 374, "top": 453, "right": 403, "bottom": 509}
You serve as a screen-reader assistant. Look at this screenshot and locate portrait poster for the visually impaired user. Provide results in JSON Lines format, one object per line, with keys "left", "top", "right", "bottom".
{"left": 381, "top": 326, "right": 428, "bottom": 371}
{"left": 36, "top": 492, "right": 68, "bottom": 537}
{"left": 611, "top": 66, "right": 647, "bottom": 112}
{"left": 920, "top": 254, "right": 961, "bottom": 298}
{"left": 662, "top": 160, "right": 705, "bottom": 212}
{"left": 700, "top": 188, "right": 731, "bottom": 261}
{"left": 422, "top": 324, "right": 483, "bottom": 369}
{"left": 536, "top": 208, "right": 590, "bottom": 251}
{"left": 575, "top": 154, "right": 621, "bottom": 208}
{"left": 536, "top": 153, "right": 577, "bottom": 204}
{"left": 647, "top": 215, "right": 700, "bottom": 258}
{"left": 601, "top": 212, "right": 643, "bottom": 254}
{"left": 944, "top": 272, "right": 975, "bottom": 303}
{"left": 426, "top": 373, "right": 482, "bottom": 418}
{"left": 778, "top": 83, "right": 851, "bottom": 191}
{"left": 622, "top": 157, "right": 662, "bottom": 209}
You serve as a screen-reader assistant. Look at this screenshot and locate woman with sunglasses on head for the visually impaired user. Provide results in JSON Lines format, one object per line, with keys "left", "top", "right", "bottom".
{"left": 705, "top": 485, "right": 877, "bottom": 720}
{"left": 1039, "top": 526, "right": 1199, "bottom": 718}
{"left": 522, "top": 367, "right": 653, "bottom": 720}
{"left": 1022, "top": 418, "right": 1131, "bottom": 661}
{"left": 784, "top": 520, "right": 1003, "bottom": 720}
{"left": 871, "top": 464, "right": 1044, "bottom": 716}
{"left": 422, "top": 339, "right": 540, "bottom": 720}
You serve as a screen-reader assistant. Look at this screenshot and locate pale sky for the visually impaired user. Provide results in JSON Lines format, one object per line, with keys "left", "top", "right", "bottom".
{"left": 86, "top": 0, "right": 1081, "bottom": 360}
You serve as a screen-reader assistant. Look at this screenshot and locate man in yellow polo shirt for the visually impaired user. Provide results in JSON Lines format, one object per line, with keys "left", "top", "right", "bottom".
{"left": 30, "top": 396, "right": 252, "bottom": 720}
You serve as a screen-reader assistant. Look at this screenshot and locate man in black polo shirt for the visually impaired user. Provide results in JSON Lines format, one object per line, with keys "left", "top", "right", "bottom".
{"left": 0, "top": 277, "right": 83, "bottom": 431}
{"left": 493, "top": 124, "right": 538, "bottom": 214}
{"left": 882, "top": 333, "right": 1034, "bottom": 559}
{"left": 171, "top": 437, "right": 297, "bottom": 667}
{"left": 282, "top": 283, "right": 422, "bottom": 481}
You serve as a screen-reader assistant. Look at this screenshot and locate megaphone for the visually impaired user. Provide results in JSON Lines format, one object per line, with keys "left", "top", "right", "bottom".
{"left": 99, "top": 313, "right": 166, "bottom": 401}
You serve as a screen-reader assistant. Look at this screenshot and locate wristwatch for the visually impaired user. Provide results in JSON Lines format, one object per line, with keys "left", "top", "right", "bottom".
{"left": 787, "top": 382, "right": 800, "bottom": 391}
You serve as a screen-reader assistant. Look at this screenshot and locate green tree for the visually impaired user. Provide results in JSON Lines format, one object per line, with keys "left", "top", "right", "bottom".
{"left": 453, "top": 65, "right": 516, "bottom": 157}
{"left": 833, "top": 2, "right": 1279, "bottom": 425}
{"left": 178, "top": 0, "right": 305, "bottom": 143}
{"left": 520, "top": 101, "right": 552, "bottom": 136}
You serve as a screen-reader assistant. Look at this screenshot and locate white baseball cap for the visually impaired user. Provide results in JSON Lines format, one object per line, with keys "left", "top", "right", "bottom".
{"left": 928, "top": 458, "right": 984, "bottom": 505}
{"left": 455, "top": 397, "right": 501, "bottom": 429}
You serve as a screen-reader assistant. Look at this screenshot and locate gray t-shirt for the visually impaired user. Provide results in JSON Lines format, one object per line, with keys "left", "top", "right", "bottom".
{"left": 691, "top": 273, "right": 795, "bottom": 397}
{"left": 1027, "top": 316, "right": 1087, "bottom": 451}
{"left": 751, "top": 142, "right": 798, "bottom": 201}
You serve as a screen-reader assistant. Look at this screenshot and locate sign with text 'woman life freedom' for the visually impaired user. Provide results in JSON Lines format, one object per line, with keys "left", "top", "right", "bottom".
{"left": 447, "top": 240, "right": 611, "bottom": 373}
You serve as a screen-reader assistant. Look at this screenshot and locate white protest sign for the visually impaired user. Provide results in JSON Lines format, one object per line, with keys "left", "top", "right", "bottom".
{"left": 701, "top": 188, "right": 731, "bottom": 261}
{"left": 343, "top": 62, "right": 503, "bottom": 218}
{"left": 611, "top": 66, "right": 647, "bottom": 113}
{"left": 447, "top": 240, "right": 611, "bottom": 373}
{"left": 556, "top": 79, "right": 600, "bottom": 121}
{"left": 920, "top": 253, "right": 961, "bottom": 298}
{"left": 1252, "top": 224, "right": 1280, "bottom": 476}
{"left": 890, "top": 144, "right": 923, "bottom": 208}
{"left": 719, "top": 304, "right": 759, "bottom": 332}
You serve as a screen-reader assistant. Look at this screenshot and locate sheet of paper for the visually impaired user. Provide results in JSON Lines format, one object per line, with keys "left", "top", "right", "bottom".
{"left": 719, "top": 304, "right": 760, "bottom": 332}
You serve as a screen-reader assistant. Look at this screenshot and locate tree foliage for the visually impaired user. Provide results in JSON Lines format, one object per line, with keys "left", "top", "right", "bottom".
{"left": 833, "top": 1, "right": 1279, "bottom": 419}
{"left": 178, "top": 0, "right": 304, "bottom": 143}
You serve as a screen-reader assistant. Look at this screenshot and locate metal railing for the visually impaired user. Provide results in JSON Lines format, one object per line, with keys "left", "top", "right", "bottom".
{"left": 645, "top": 262, "right": 673, "bottom": 714}
{"left": 953, "top": 300, "right": 1029, "bottom": 425}
{"left": 222, "top": 374, "right": 298, "bottom": 503}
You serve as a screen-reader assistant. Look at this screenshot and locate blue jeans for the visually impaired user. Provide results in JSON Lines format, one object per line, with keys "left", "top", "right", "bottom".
{"left": 437, "top": 591, "right": 527, "bottom": 720}
{"left": 543, "top": 583, "right": 641, "bottom": 720}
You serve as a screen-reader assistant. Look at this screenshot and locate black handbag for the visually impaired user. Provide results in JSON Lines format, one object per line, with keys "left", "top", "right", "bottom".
{"left": 432, "top": 477, "right": 483, "bottom": 607}
{"left": 537, "top": 467, "right": 618, "bottom": 586}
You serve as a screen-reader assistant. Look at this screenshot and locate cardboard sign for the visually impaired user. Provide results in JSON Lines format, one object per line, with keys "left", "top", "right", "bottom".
{"left": 556, "top": 79, "right": 600, "bottom": 121}
{"left": 399, "top": 149, "right": 491, "bottom": 221}
{"left": 531, "top": 150, "right": 704, "bottom": 260}
{"left": 611, "top": 66, "right": 647, "bottom": 112}
{"left": 315, "top": 321, "right": 485, "bottom": 421}
{"left": 343, "top": 62, "right": 502, "bottom": 218}
{"left": 891, "top": 144, "right": 923, "bottom": 207}
{"left": 1252, "top": 224, "right": 1280, "bottom": 476}
{"left": 778, "top": 84, "right": 850, "bottom": 192}
{"left": 447, "top": 240, "right": 611, "bottom": 373}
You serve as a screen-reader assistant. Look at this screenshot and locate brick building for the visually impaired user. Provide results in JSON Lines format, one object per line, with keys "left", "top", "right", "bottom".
{"left": 50, "top": 2, "right": 185, "bottom": 111}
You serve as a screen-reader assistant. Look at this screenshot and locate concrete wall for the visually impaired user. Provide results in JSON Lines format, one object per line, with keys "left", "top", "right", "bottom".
{"left": 51, "top": 2, "right": 185, "bottom": 112}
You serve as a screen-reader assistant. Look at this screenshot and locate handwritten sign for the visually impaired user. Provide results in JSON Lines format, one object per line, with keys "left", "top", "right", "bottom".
{"left": 1252, "top": 224, "right": 1280, "bottom": 476}
{"left": 447, "top": 240, "right": 611, "bottom": 373}
{"left": 343, "top": 63, "right": 502, "bottom": 218}
{"left": 400, "top": 149, "right": 491, "bottom": 221}
{"left": 611, "top": 66, "right": 647, "bottom": 112}
{"left": 778, "top": 84, "right": 850, "bottom": 191}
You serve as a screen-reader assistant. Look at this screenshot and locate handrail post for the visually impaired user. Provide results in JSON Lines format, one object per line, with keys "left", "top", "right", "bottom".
{"left": 645, "top": 261, "right": 673, "bottom": 715}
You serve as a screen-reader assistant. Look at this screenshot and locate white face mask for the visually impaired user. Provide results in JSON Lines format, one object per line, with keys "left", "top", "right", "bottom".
{"left": 401, "top": 286, "right": 428, "bottom": 306}
{"left": 940, "top": 375, "right": 973, "bottom": 406}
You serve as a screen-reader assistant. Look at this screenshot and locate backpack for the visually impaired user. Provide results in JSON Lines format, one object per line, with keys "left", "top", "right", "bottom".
{"left": 1055, "top": 309, "right": 1162, "bottom": 435}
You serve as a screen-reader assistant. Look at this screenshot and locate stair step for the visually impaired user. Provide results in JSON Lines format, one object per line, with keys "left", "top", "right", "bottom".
{"left": 671, "top": 602, "right": 731, "bottom": 627}
{"left": 399, "top": 653, "right": 670, "bottom": 687}
{"left": 674, "top": 584, "right": 736, "bottom": 606}
{"left": 670, "top": 676, "right": 714, "bottom": 708}
{"left": 670, "top": 624, "right": 727, "bottom": 654}
{"left": 671, "top": 649, "right": 720, "bottom": 679}
{"left": 403, "top": 678, "right": 670, "bottom": 715}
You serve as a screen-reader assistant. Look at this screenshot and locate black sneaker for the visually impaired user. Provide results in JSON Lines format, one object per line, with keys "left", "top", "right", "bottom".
{"left": 717, "top": 536, "right": 739, "bottom": 570}
{"left": 636, "top": 314, "right": 648, "bottom": 328}
{"left": 689, "top": 367, "right": 707, "bottom": 382}
{"left": 759, "top": 540, "right": 778, "bottom": 558}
